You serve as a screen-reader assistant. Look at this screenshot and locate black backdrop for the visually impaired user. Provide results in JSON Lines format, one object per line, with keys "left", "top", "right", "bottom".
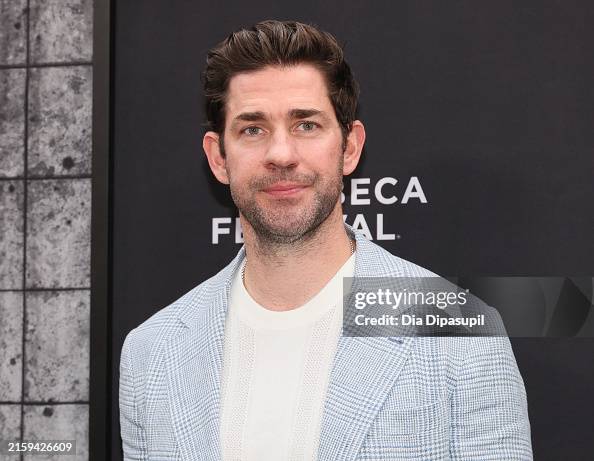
{"left": 109, "top": 1, "right": 594, "bottom": 459}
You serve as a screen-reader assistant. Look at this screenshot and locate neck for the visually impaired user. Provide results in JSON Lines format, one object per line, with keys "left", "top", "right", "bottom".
{"left": 240, "top": 203, "right": 354, "bottom": 311}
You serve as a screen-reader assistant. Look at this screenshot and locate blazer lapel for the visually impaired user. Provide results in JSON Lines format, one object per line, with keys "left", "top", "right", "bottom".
{"left": 317, "top": 336, "right": 415, "bottom": 460}
{"left": 317, "top": 227, "right": 416, "bottom": 460}
{"left": 165, "top": 248, "right": 245, "bottom": 460}
{"left": 165, "top": 293, "right": 226, "bottom": 460}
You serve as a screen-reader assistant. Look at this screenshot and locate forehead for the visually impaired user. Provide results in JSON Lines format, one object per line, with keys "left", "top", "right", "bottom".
{"left": 225, "top": 64, "right": 333, "bottom": 118}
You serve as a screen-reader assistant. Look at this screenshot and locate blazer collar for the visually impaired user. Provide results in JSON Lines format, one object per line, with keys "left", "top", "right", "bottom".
{"left": 166, "top": 224, "right": 414, "bottom": 460}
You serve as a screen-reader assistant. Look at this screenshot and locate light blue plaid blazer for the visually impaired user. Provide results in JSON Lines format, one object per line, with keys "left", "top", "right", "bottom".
{"left": 120, "top": 224, "right": 533, "bottom": 460}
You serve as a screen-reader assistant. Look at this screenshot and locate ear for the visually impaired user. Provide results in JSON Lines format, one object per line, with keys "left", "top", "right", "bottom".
{"left": 203, "top": 131, "right": 229, "bottom": 185}
{"left": 342, "top": 120, "right": 366, "bottom": 176}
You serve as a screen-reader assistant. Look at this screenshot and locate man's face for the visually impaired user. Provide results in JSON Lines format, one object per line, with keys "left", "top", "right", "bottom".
{"left": 220, "top": 64, "right": 346, "bottom": 243}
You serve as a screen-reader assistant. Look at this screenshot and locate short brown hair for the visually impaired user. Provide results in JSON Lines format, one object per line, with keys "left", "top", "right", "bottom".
{"left": 202, "top": 20, "right": 359, "bottom": 148}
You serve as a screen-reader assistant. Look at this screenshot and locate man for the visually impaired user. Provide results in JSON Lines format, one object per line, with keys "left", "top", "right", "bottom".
{"left": 120, "top": 20, "right": 532, "bottom": 460}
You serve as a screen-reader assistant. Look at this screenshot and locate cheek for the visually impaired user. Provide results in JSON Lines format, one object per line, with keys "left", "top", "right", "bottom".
{"left": 227, "top": 166, "right": 265, "bottom": 199}
{"left": 310, "top": 150, "right": 344, "bottom": 177}
{"left": 297, "top": 137, "right": 343, "bottom": 163}
{"left": 224, "top": 155, "right": 255, "bottom": 182}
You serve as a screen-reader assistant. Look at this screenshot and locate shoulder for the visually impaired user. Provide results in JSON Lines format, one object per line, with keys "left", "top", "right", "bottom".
{"left": 353, "top": 231, "right": 510, "bottom": 348}
{"left": 119, "top": 282, "right": 202, "bottom": 370}
{"left": 121, "top": 250, "right": 243, "bottom": 361}
{"left": 353, "top": 231, "right": 439, "bottom": 279}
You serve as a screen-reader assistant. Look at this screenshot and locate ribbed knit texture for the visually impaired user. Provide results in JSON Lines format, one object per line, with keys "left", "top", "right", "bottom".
{"left": 220, "top": 254, "right": 355, "bottom": 460}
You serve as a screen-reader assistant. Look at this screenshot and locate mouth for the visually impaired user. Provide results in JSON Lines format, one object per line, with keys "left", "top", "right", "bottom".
{"left": 262, "top": 182, "right": 309, "bottom": 197}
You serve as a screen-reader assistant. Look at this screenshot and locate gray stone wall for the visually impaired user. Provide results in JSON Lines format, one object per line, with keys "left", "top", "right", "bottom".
{"left": 1, "top": 1, "right": 92, "bottom": 459}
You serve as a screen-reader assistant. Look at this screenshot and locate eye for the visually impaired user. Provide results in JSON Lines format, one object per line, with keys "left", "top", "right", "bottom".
{"left": 242, "top": 126, "right": 263, "bottom": 136}
{"left": 297, "top": 121, "right": 319, "bottom": 132}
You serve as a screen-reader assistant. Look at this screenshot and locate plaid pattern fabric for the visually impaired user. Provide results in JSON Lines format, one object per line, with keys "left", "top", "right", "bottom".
{"left": 120, "top": 224, "right": 533, "bottom": 460}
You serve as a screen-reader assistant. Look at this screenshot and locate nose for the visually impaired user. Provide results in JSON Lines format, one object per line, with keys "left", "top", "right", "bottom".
{"left": 263, "top": 130, "right": 298, "bottom": 169}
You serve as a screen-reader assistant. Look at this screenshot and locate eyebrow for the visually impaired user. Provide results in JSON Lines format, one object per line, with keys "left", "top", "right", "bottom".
{"left": 230, "top": 108, "right": 330, "bottom": 129}
{"left": 288, "top": 108, "right": 327, "bottom": 120}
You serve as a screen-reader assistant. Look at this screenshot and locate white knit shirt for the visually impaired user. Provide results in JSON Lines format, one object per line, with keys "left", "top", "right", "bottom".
{"left": 219, "top": 253, "right": 356, "bottom": 461}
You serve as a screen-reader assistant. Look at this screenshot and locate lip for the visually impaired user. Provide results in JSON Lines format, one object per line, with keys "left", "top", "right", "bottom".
{"left": 262, "top": 182, "right": 308, "bottom": 196}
